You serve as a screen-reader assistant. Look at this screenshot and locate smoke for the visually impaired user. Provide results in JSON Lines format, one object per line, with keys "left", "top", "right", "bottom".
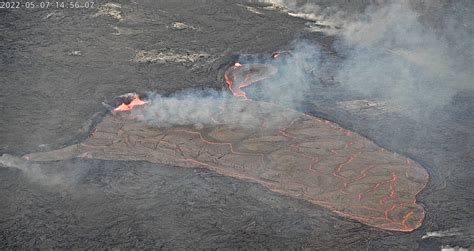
{"left": 128, "top": 41, "right": 328, "bottom": 128}
{"left": 248, "top": 41, "right": 332, "bottom": 110}
{"left": 255, "top": 0, "right": 473, "bottom": 118}
{"left": 334, "top": 1, "right": 473, "bottom": 117}
{"left": 133, "top": 0, "right": 474, "bottom": 127}
{"left": 0, "top": 154, "right": 84, "bottom": 188}
{"left": 131, "top": 90, "right": 232, "bottom": 129}
{"left": 256, "top": 0, "right": 358, "bottom": 31}
{"left": 130, "top": 89, "right": 298, "bottom": 129}
{"left": 126, "top": 1, "right": 473, "bottom": 128}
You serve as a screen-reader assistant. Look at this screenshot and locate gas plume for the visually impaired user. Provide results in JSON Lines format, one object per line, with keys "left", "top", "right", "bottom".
{"left": 257, "top": 0, "right": 473, "bottom": 118}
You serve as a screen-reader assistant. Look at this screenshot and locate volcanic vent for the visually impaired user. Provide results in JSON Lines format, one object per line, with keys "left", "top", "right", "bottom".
{"left": 23, "top": 74, "right": 428, "bottom": 232}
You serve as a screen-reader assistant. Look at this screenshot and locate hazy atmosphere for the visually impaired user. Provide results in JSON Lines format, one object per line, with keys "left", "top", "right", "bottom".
{"left": 1, "top": 0, "right": 472, "bottom": 249}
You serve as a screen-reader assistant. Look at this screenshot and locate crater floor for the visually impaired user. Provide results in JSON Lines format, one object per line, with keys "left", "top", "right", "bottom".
{"left": 24, "top": 100, "right": 428, "bottom": 232}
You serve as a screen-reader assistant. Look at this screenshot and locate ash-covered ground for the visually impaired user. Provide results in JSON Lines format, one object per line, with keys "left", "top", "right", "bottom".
{"left": 1, "top": 0, "right": 473, "bottom": 249}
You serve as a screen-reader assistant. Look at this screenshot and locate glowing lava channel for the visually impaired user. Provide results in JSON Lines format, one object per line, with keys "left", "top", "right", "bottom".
{"left": 114, "top": 96, "right": 147, "bottom": 112}
{"left": 224, "top": 62, "right": 277, "bottom": 99}
{"left": 100, "top": 57, "right": 428, "bottom": 232}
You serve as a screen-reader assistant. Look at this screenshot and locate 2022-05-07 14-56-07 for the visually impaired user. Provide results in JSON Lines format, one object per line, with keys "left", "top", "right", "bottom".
{"left": 0, "top": 1, "right": 95, "bottom": 9}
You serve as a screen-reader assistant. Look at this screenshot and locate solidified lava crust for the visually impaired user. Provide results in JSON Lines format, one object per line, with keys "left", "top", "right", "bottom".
{"left": 23, "top": 98, "right": 429, "bottom": 232}
{"left": 224, "top": 63, "right": 277, "bottom": 99}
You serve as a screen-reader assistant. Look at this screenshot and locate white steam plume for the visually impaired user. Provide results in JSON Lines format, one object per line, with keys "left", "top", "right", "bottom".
{"left": 255, "top": 0, "right": 473, "bottom": 118}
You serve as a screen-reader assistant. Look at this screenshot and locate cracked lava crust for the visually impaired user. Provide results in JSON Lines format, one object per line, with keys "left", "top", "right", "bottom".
{"left": 23, "top": 95, "right": 429, "bottom": 232}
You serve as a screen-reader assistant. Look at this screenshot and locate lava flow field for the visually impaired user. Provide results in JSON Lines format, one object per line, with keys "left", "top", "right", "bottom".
{"left": 1, "top": 1, "right": 473, "bottom": 249}
{"left": 23, "top": 62, "right": 428, "bottom": 232}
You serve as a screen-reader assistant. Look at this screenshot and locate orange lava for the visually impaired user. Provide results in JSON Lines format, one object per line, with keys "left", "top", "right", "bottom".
{"left": 23, "top": 98, "right": 428, "bottom": 232}
{"left": 170, "top": 119, "right": 426, "bottom": 232}
{"left": 26, "top": 59, "right": 428, "bottom": 233}
{"left": 271, "top": 50, "right": 290, "bottom": 59}
{"left": 224, "top": 62, "right": 277, "bottom": 99}
{"left": 222, "top": 62, "right": 428, "bottom": 232}
{"left": 114, "top": 96, "right": 147, "bottom": 112}
{"left": 224, "top": 62, "right": 247, "bottom": 98}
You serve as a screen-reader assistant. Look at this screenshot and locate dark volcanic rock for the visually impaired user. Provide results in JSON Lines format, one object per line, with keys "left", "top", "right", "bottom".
{"left": 22, "top": 99, "right": 428, "bottom": 232}
{"left": 0, "top": 0, "right": 473, "bottom": 249}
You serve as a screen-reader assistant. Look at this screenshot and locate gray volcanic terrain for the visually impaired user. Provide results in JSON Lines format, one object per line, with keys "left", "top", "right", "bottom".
{"left": 1, "top": 0, "right": 473, "bottom": 249}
